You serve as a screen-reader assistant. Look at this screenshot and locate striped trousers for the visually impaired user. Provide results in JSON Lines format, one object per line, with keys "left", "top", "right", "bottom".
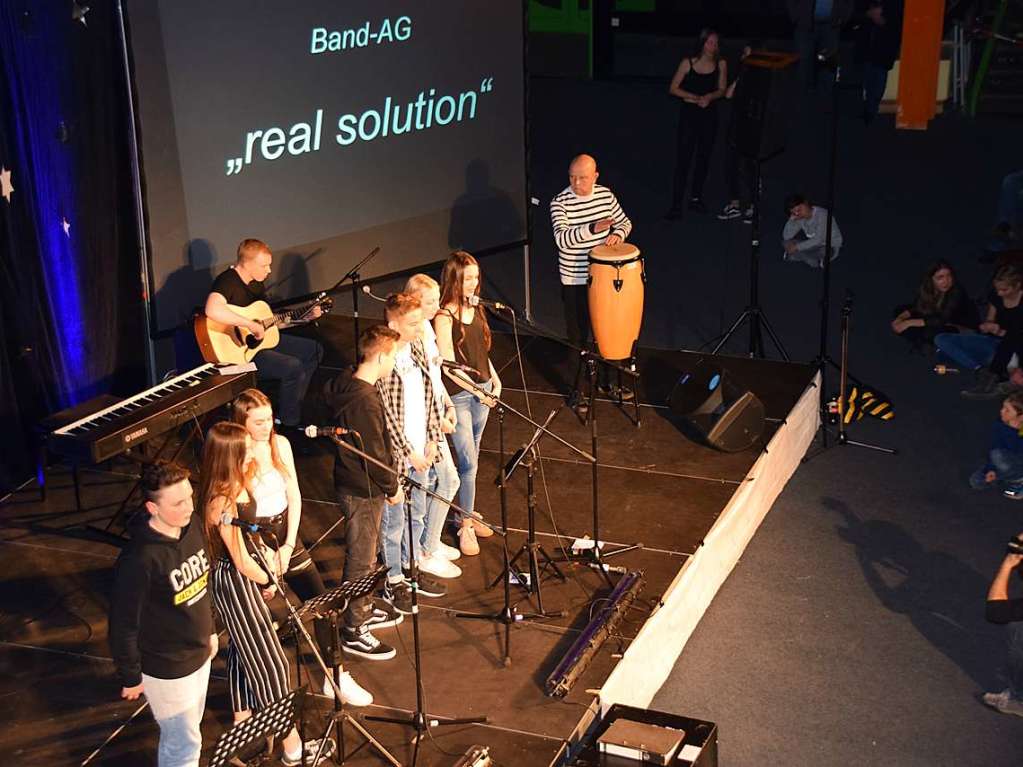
{"left": 211, "top": 558, "right": 290, "bottom": 713}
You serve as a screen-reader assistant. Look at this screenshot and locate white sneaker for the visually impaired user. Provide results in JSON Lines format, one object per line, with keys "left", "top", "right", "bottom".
{"left": 433, "top": 541, "right": 461, "bottom": 561}
{"left": 417, "top": 553, "right": 462, "bottom": 579}
{"left": 322, "top": 671, "right": 374, "bottom": 707}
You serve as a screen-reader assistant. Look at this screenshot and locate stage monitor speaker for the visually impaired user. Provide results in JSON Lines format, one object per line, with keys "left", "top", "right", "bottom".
{"left": 731, "top": 51, "right": 798, "bottom": 161}
{"left": 669, "top": 363, "right": 765, "bottom": 453}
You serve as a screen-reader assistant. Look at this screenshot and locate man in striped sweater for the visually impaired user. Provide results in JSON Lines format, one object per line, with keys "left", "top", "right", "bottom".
{"left": 550, "top": 154, "right": 634, "bottom": 399}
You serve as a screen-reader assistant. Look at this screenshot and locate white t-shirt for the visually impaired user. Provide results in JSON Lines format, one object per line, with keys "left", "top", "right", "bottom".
{"left": 395, "top": 344, "right": 427, "bottom": 457}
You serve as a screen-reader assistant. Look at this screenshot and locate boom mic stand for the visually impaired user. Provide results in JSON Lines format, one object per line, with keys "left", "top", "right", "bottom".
{"left": 337, "top": 246, "right": 381, "bottom": 355}
{"left": 484, "top": 303, "right": 644, "bottom": 588}
{"left": 448, "top": 371, "right": 591, "bottom": 663}
{"left": 325, "top": 435, "right": 490, "bottom": 766}
{"left": 502, "top": 406, "right": 568, "bottom": 616}
{"left": 810, "top": 55, "right": 894, "bottom": 456}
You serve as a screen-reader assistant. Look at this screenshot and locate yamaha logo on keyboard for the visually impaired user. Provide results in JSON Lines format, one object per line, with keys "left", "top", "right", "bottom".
{"left": 124, "top": 427, "right": 149, "bottom": 444}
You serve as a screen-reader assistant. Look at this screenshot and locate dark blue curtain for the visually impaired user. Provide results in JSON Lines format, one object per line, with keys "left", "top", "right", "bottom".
{"left": 0, "top": 1, "right": 145, "bottom": 492}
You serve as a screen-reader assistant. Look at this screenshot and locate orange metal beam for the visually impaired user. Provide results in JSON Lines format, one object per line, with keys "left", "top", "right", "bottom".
{"left": 897, "top": 0, "right": 945, "bottom": 129}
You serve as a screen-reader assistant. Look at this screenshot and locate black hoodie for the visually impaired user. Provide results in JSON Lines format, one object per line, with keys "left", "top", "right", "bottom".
{"left": 108, "top": 514, "right": 214, "bottom": 687}
{"left": 323, "top": 368, "right": 398, "bottom": 498}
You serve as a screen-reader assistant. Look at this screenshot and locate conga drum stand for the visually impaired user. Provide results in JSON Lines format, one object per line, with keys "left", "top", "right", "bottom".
{"left": 557, "top": 356, "right": 644, "bottom": 589}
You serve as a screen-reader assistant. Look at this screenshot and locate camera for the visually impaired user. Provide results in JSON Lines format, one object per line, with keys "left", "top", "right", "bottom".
{"left": 1008, "top": 535, "right": 1023, "bottom": 556}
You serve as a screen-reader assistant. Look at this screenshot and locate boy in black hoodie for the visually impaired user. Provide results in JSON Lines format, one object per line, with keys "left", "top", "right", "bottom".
{"left": 323, "top": 324, "right": 404, "bottom": 660}
{"left": 108, "top": 461, "right": 216, "bottom": 767}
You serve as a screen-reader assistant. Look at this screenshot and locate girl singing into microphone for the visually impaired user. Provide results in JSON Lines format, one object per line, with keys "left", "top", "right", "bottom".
{"left": 434, "top": 250, "right": 502, "bottom": 555}
{"left": 200, "top": 421, "right": 338, "bottom": 764}
{"left": 231, "top": 388, "right": 370, "bottom": 704}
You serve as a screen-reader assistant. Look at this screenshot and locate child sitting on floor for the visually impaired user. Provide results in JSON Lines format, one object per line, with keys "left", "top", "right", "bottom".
{"left": 971, "top": 391, "right": 1023, "bottom": 499}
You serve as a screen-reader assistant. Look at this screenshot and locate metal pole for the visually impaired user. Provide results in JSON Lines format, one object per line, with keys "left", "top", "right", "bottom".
{"left": 116, "top": 0, "right": 157, "bottom": 385}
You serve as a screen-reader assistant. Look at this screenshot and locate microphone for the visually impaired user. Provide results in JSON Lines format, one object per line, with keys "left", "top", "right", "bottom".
{"left": 220, "top": 512, "right": 273, "bottom": 533}
{"left": 303, "top": 425, "right": 358, "bottom": 438}
{"left": 361, "top": 285, "right": 386, "bottom": 303}
{"left": 468, "top": 295, "right": 512, "bottom": 312}
{"left": 440, "top": 359, "right": 482, "bottom": 377}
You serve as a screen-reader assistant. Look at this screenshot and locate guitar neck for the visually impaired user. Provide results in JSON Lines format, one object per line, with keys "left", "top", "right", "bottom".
{"left": 272, "top": 299, "right": 316, "bottom": 326}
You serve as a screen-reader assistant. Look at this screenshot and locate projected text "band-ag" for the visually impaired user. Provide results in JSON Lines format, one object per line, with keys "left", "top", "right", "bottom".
{"left": 310, "top": 16, "right": 411, "bottom": 55}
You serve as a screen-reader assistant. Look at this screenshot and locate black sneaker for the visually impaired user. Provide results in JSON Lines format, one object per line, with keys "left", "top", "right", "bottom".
{"left": 381, "top": 580, "right": 414, "bottom": 615}
{"left": 688, "top": 197, "right": 707, "bottom": 213}
{"left": 402, "top": 570, "right": 447, "bottom": 598}
{"left": 341, "top": 624, "right": 396, "bottom": 660}
{"left": 364, "top": 599, "right": 404, "bottom": 631}
{"left": 961, "top": 369, "right": 1001, "bottom": 400}
{"left": 717, "top": 203, "right": 742, "bottom": 220}
{"left": 742, "top": 206, "right": 753, "bottom": 224}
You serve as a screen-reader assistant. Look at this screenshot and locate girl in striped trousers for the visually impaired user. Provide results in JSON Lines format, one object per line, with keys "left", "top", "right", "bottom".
{"left": 200, "top": 422, "right": 334, "bottom": 766}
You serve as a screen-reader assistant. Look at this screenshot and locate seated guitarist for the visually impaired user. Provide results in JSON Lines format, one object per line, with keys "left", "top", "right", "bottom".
{"left": 204, "top": 239, "right": 323, "bottom": 433}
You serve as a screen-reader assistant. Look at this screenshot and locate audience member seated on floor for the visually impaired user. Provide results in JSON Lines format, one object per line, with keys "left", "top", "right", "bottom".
{"left": 936, "top": 264, "right": 1023, "bottom": 397}
{"left": 891, "top": 260, "right": 977, "bottom": 351}
{"left": 969, "top": 392, "right": 1023, "bottom": 498}
{"left": 983, "top": 535, "right": 1023, "bottom": 718}
{"left": 994, "top": 169, "right": 1023, "bottom": 247}
{"left": 781, "top": 192, "right": 842, "bottom": 267}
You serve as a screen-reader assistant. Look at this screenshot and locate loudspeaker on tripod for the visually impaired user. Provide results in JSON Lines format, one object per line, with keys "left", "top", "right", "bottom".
{"left": 668, "top": 362, "right": 765, "bottom": 453}
{"left": 731, "top": 51, "right": 798, "bottom": 161}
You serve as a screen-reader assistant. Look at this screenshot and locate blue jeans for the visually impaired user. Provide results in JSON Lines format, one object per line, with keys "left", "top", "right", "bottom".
{"left": 253, "top": 333, "right": 323, "bottom": 426}
{"left": 970, "top": 448, "right": 1023, "bottom": 488}
{"left": 450, "top": 380, "right": 493, "bottom": 519}
{"left": 421, "top": 439, "right": 459, "bottom": 556}
{"left": 142, "top": 658, "right": 211, "bottom": 767}
{"left": 934, "top": 332, "right": 999, "bottom": 371}
{"left": 998, "top": 170, "right": 1023, "bottom": 233}
{"left": 381, "top": 465, "right": 430, "bottom": 580}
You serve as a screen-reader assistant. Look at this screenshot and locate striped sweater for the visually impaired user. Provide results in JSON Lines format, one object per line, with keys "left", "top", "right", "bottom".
{"left": 550, "top": 184, "right": 633, "bottom": 286}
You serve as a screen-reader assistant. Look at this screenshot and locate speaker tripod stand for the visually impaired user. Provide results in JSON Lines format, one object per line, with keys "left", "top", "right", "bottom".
{"left": 711, "top": 159, "right": 790, "bottom": 361}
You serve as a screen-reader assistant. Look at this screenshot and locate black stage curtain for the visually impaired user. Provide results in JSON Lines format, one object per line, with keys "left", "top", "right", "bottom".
{"left": 0, "top": 1, "right": 144, "bottom": 493}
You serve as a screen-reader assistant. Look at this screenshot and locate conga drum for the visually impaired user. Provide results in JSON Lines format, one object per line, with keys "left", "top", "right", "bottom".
{"left": 587, "top": 243, "right": 644, "bottom": 360}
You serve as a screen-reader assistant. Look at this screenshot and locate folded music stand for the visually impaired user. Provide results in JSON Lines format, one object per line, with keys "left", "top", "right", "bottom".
{"left": 208, "top": 688, "right": 306, "bottom": 767}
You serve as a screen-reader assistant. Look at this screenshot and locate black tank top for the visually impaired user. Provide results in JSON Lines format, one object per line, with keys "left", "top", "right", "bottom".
{"left": 441, "top": 306, "right": 491, "bottom": 396}
{"left": 681, "top": 58, "right": 719, "bottom": 98}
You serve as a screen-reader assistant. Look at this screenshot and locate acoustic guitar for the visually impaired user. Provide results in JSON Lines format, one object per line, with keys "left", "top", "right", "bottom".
{"left": 194, "top": 294, "right": 333, "bottom": 364}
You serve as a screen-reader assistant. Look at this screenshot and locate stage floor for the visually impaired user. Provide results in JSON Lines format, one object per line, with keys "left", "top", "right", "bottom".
{"left": 0, "top": 319, "right": 816, "bottom": 765}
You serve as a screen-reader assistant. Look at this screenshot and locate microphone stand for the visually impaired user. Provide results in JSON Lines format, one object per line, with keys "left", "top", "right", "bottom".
{"left": 335, "top": 246, "right": 381, "bottom": 357}
{"left": 480, "top": 303, "right": 644, "bottom": 587}
{"left": 502, "top": 407, "right": 568, "bottom": 615}
{"left": 445, "top": 371, "right": 616, "bottom": 660}
{"left": 486, "top": 301, "right": 643, "bottom": 427}
{"left": 808, "top": 57, "right": 894, "bottom": 457}
{"left": 243, "top": 531, "right": 401, "bottom": 766}
{"left": 326, "top": 435, "right": 491, "bottom": 767}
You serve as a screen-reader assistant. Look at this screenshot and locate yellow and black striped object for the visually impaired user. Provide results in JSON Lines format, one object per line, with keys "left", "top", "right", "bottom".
{"left": 843, "top": 385, "right": 894, "bottom": 423}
